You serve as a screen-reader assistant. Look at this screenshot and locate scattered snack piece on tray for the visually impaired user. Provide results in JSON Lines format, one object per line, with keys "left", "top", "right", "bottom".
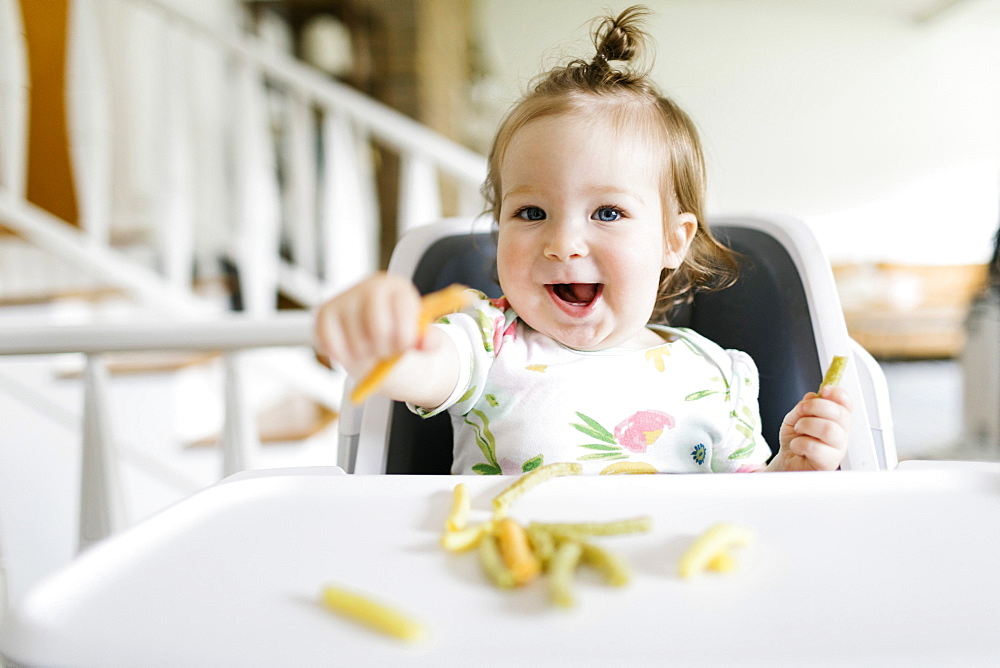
{"left": 677, "top": 522, "right": 755, "bottom": 579}
{"left": 441, "top": 462, "right": 649, "bottom": 608}
{"left": 492, "top": 462, "right": 581, "bottom": 518}
{"left": 445, "top": 482, "right": 470, "bottom": 531}
{"left": 320, "top": 584, "right": 427, "bottom": 642}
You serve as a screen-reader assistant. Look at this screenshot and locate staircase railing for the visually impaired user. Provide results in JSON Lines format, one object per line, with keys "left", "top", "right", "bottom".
{"left": 0, "top": 0, "right": 489, "bottom": 610}
{"left": 0, "top": 0, "right": 488, "bottom": 314}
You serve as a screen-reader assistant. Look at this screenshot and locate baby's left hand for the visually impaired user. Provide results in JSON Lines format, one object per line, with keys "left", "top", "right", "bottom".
{"left": 773, "top": 386, "right": 852, "bottom": 472}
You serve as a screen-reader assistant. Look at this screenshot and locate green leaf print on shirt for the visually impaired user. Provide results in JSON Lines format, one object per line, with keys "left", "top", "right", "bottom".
{"left": 522, "top": 455, "right": 543, "bottom": 472}
{"left": 464, "top": 408, "right": 500, "bottom": 474}
{"left": 465, "top": 406, "right": 543, "bottom": 475}
{"left": 570, "top": 413, "right": 617, "bottom": 445}
{"left": 684, "top": 375, "right": 731, "bottom": 403}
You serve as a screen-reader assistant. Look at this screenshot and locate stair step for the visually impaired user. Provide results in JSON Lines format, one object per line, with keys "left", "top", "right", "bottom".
{"left": 185, "top": 394, "right": 338, "bottom": 447}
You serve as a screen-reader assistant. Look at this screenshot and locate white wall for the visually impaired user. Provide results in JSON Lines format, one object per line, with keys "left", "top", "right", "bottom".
{"left": 473, "top": 0, "right": 1000, "bottom": 264}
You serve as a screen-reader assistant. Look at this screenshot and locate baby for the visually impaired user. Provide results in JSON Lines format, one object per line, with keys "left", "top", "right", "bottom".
{"left": 316, "top": 5, "right": 851, "bottom": 475}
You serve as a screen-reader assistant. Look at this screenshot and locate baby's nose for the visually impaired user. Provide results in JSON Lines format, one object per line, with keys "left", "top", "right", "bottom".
{"left": 543, "top": 220, "right": 589, "bottom": 260}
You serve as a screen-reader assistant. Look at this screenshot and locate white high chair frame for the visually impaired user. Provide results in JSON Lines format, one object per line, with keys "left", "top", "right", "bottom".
{"left": 338, "top": 214, "right": 898, "bottom": 475}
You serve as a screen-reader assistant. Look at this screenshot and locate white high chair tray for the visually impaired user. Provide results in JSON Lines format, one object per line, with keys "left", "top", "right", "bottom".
{"left": 3, "top": 469, "right": 999, "bottom": 666}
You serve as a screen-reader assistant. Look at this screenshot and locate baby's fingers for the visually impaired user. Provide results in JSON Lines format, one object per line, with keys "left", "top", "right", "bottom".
{"left": 786, "top": 434, "right": 844, "bottom": 471}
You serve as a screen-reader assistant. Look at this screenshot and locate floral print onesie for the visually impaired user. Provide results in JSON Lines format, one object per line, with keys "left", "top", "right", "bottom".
{"left": 410, "top": 292, "right": 770, "bottom": 475}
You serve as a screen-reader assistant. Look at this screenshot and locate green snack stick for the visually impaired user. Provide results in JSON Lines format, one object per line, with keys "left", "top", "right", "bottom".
{"left": 818, "top": 355, "right": 848, "bottom": 393}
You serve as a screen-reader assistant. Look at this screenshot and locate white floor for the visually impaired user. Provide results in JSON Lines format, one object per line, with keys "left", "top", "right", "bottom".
{"left": 0, "top": 334, "right": 992, "bottom": 612}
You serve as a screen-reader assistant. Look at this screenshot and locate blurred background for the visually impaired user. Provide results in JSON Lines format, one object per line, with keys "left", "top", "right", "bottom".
{"left": 1, "top": 0, "right": 998, "bottom": 605}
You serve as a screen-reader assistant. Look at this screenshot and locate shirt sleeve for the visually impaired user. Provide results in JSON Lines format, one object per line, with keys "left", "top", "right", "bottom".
{"left": 407, "top": 291, "right": 508, "bottom": 418}
{"left": 711, "top": 349, "right": 771, "bottom": 473}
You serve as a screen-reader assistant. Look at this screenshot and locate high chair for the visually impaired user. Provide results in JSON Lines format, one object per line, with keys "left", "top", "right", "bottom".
{"left": 338, "top": 214, "right": 896, "bottom": 474}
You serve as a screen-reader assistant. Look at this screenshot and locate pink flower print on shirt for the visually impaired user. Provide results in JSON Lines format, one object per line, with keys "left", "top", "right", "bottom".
{"left": 572, "top": 410, "right": 675, "bottom": 463}
{"left": 614, "top": 410, "right": 675, "bottom": 453}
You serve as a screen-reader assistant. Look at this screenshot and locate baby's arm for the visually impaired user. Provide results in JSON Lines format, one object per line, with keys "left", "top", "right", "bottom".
{"left": 314, "top": 272, "right": 461, "bottom": 408}
{"left": 767, "top": 386, "right": 852, "bottom": 472}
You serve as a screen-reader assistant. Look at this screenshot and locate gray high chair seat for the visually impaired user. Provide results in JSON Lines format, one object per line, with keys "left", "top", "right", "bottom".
{"left": 339, "top": 214, "right": 895, "bottom": 474}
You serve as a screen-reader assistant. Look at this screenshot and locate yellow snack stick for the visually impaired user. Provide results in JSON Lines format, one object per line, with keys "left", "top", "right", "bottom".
{"left": 707, "top": 551, "right": 736, "bottom": 573}
{"left": 440, "top": 521, "right": 492, "bottom": 553}
{"left": 549, "top": 540, "right": 584, "bottom": 608}
{"left": 818, "top": 355, "right": 848, "bottom": 394}
{"left": 445, "top": 483, "right": 471, "bottom": 532}
{"left": 527, "top": 525, "right": 557, "bottom": 567}
{"left": 599, "top": 461, "right": 659, "bottom": 475}
{"left": 678, "top": 522, "right": 755, "bottom": 579}
{"left": 496, "top": 518, "right": 542, "bottom": 586}
{"left": 579, "top": 541, "right": 631, "bottom": 586}
{"left": 492, "top": 462, "right": 582, "bottom": 518}
{"left": 351, "top": 284, "right": 472, "bottom": 403}
{"left": 531, "top": 516, "right": 653, "bottom": 538}
{"left": 320, "top": 584, "right": 426, "bottom": 642}
{"left": 478, "top": 532, "right": 516, "bottom": 589}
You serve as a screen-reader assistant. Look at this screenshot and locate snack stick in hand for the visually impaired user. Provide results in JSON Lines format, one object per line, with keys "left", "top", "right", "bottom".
{"left": 350, "top": 284, "right": 472, "bottom": 404}
{"left": 818, "top": 355, "right": 848, "bottom": 393}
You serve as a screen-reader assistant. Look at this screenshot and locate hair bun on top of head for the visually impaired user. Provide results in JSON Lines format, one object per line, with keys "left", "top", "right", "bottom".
{"left": 584, "top": 5, "right": 652, "bottom": 86}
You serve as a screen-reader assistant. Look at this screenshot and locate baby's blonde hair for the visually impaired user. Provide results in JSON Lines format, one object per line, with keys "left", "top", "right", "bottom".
{"left": 482, "top": 5, "right": 737, "bottom": 320}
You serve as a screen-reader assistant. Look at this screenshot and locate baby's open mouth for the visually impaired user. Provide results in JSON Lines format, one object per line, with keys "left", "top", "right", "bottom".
{"left": 548, "top": 283, "right": 603, "bottom": 307}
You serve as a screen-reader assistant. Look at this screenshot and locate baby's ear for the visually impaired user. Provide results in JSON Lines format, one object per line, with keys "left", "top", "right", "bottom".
{"left": 663, "top": 212, "right": 697, "bottom": 269}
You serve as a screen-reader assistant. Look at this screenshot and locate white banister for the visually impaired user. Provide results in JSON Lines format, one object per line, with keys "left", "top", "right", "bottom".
{"left": 283, "top": 91, "right": 319, "bottom": 279}
{"left": 1, "top": 312, "right": 335, "bottom": 551}
{"left": 158, "top": 22, "right": 196, "bottom": 294}
{"left": 398, "top": 151, "right": 443, "bottom": 233}
{"left": 140, "top": 0, "right": 487, "bottom": 184}
{"left": 0, "top": 311, "right": 315, "bottom": 355}
{"left": 80, "top": 355, "right": 127, "bottom": 550}
{"left": 221, "top": 351, "right": 257, "bottom": 476}
{"left": 320, "top": 112, "right": 378, "bottom": 295}
{"left": 0, "top": 0, "right": 27, "bottom": 199}
{"left": 67, "top": 0, "right": 113, "bottom": 246}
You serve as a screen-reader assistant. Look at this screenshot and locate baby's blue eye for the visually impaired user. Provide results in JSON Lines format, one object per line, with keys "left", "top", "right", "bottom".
{"left": 518, "top": 206, "right": 546, "bottom": 221}
{"left": 593, "top": 206, "right": 622, "bottom": 222}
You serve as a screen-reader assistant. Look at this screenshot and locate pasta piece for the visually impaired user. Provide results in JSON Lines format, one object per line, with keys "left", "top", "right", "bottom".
{"left": 440, "top": 521, "right": 492, "bottom": 552}
{"left": 530, "top": 516, "right": 653, "bottom": 538}
{"left": 548, "top": 540, "right": 584, "bottom": 608}
{"left": 491, "top": 462, "right": 582, "bottom": 517}
{"left": 678, "top": 522, "right": 755, "bottom": 579}
{"left": 579, "top": 541, "right": 631, "bottom": 586}
{"left": 445, "top": 483, "right": 471, "bottom": 531}
{"left": 495, "top": 518, "right": 542, "bottom": 586}
{"left": 478, "top": 532, "right": 516, "bottom": 589}
{"left": 320, "top": 584, "right": 426, "bottom": 642}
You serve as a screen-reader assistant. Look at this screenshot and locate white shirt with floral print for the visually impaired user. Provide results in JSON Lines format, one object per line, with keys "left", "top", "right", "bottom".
{"left": 410, "top": 291, "right": 770, "bottom": 475}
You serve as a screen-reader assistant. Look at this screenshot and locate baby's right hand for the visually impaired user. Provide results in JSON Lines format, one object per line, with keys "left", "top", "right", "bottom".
{"left": 314, "top": 272, "right": 424, "bottom": 378}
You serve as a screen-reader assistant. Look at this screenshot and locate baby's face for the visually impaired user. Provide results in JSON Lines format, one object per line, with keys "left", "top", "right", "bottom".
{"left": 496, "top": 115, "right": 691, "bottom": 351}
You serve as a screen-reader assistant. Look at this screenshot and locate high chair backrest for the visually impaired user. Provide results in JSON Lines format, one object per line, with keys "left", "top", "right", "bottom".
{"left": 339, "top": 214, "right": 896, "bottom": 474}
